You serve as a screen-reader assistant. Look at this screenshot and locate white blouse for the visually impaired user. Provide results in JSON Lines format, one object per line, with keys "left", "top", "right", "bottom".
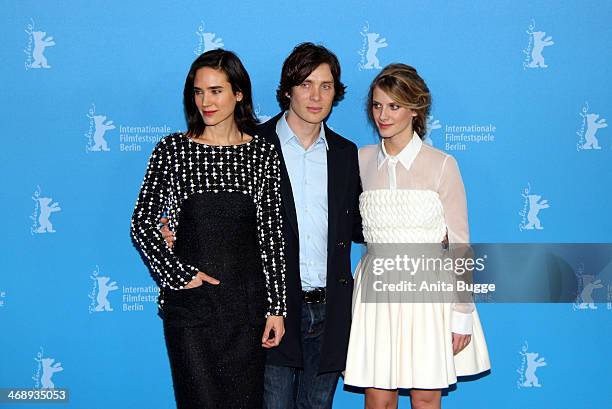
{"left": 358, "top": 133, "right": 475, "bottom": 334}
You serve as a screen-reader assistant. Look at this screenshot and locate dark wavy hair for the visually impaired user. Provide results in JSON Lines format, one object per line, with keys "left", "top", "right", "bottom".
{"left": 366, "top": 63, "right": 431, "bottom": 139}
{"left": 183, "top": 49, "right": 258, "bottom": 137}
{"left": 276, "top": 42, "right": 346, "bottom": 111}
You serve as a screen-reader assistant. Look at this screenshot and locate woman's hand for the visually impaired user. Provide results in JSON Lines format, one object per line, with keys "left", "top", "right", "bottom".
{"left": 160, "top": 217, "right": 175, "bottom": 248}
{"left": 183, "top": 271, "right": 220, "bottom": 289}
{"left": 452, "top": 333, "right": 471, "bottom": 355}
{"left": 262, "top": 316, "right": 285, "bottom": 349}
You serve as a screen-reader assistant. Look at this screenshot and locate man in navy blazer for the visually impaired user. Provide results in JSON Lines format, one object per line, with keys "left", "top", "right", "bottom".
{"left": 258, "top": 43, "right": 363, "bottom": 409}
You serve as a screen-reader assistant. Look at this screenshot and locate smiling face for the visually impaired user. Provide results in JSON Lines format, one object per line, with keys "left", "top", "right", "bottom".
{"left": 371, "top": 86, "right": 417, "bottom": 141}
{"left": 193, "top": 67, "right": 243, "bottom": 127}
{"left": 287, "top": 63, "right": 335, "bottom": 126}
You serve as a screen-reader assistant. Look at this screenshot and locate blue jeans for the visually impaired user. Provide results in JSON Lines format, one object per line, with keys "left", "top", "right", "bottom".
{"left": 263, "top": 302, "right": 340, "bottom": 409}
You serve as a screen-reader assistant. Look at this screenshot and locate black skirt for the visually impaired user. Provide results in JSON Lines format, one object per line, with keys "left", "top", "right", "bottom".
{"left": 160, "top": 192, "right": 268, "bottom": 409}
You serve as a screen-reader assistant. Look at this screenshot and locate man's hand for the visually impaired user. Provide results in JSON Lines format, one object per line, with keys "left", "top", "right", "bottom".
{"left": 160, "top": 217, "right": 175, "bottom": 249}
{"left": 262, "top": 316, "right": 285, "bottom": 349}
{"left": 183, "top": 271, "right": 221, "bottom": 289}
{"left": 452, "top": 333, "right": 471, "bottom": 355}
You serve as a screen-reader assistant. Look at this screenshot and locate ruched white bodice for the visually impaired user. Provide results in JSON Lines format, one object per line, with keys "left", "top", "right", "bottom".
{"left": 360, "top": 189, "right": 446, "bottom": 244}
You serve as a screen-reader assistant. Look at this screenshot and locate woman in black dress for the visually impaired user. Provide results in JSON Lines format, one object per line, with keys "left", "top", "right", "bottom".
{"left": 131, "top": 49, "right": 286, "bottom": 408}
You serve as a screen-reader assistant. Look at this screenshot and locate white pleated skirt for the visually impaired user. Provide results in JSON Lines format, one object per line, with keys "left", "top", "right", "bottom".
{"left": 344, "top": 254, "right": 491, "bottom": 390}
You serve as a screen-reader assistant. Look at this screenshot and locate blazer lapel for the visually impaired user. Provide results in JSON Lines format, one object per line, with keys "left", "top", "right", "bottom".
{"left": 325, "top": 125, "right": 348, "bottom": 262}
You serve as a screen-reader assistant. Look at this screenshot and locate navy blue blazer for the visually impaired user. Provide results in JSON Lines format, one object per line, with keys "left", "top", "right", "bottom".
{"left": 259, "top": 112, "right": 364, "bottom": 373}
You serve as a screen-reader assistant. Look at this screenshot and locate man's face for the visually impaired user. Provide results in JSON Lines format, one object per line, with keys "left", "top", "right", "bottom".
{"left": 287, "top": 63, "right": 335, "bottom": 125}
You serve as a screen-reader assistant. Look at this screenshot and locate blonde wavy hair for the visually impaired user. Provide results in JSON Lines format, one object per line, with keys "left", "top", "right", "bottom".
{"left": 366, "top": 63, "right": 431, "bottom": 139}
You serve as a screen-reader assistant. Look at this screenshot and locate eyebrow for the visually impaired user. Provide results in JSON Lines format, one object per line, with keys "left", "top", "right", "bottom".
{"left": 194, "top": 85, "right": 224, "bottom": 90}
{"left": 301, "top": 79, "right": 334, "bottom": 84}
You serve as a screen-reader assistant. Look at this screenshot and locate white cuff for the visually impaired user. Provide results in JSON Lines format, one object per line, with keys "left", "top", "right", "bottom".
{"left": 451, "top": 310, "right": 473, "bottom": 335}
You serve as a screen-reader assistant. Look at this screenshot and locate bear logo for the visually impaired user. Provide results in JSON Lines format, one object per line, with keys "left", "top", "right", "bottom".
{"left": 521, "top": 352, "right": 547, "bottom": 387}
{"left": 424, "top": 116, "right": 442, "bottom": 146}
{"left": 577, "top": 278, "right": 603, "bottom": 309}
{"left": 363, "top": 32, "right": 388, "bottom": 70}
{"left": 91, "top": 115, "right": 115, "bottom": 152}
{"left": 94, "top": 276, "right": 118, "bottom": 312}
{"left": 31, "top": 31, "right": 55, "bottom": 69}
{"left": 522, "top": 194, "right": 549, "bottom": 230}
{"left": 581, "top": 113, "right": 608, "bottom": 150}
{"left": 528, "top": 31, "right": 554, "bottom": 68}
{"left": 202, "top": 32, "right": 224, "bottom": 52}
{"left": 40, "top": 357, "right": 63, "bottom": 389}
{"left": 34, "top": 197, "right": 61, "bottom": 233}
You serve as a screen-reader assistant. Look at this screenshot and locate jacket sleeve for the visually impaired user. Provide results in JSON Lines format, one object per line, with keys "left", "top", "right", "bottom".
{"left": 256, "top": 146, "right": 287, "bottom": 317}
{"left": 130, "top": 140, "right": 199, "bottom": 291}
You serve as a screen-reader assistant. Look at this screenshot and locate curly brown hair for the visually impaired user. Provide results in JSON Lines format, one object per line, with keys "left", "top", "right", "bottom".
{"left": 366, "top": 63, "right": 431, "bottom": 139}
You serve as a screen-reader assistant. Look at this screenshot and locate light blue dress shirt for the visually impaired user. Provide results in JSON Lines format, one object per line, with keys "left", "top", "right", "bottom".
{"left": 276, "top": 112, "right": 328, "bottom": 290}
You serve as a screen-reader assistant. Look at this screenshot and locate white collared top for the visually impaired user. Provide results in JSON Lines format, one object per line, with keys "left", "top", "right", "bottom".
{"left": 377, "top": 131, "right": 423, "bottom": 190}
{"left": 358, "top": 133, "right": 475, "bottom": 334}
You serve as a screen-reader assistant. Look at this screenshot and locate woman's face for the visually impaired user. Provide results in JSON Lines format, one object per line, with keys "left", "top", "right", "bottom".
{"left": 371, "top": 86, "right": 417, "bottom": 140}
{"left": 193, "top": 67, "right": 243, "bottom": 127}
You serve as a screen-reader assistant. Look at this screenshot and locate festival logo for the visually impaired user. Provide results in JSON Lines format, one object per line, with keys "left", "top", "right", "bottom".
{"left": 24, "top": 19, "right": 55, "bottom": 70}
{"left": 84, "top": 103, "right": 173, "bottom": 153}
{"left": 424, "top": 115, "right": 442, "bottom": 146}
{"left": 442, "top": 123, "right": 496, "bottom": 151}
{"left": 576, "top": 102, "right": 607, "bottom": 150}
{"left": 255, "top": 105, "right": 272, "bottom": 124}
{"left": 523, "top": 19, "right": 554, "bottom": 69}
{"left": 85, "top": 103, "right": 115, "bottom": 152}
{"left": 194, "top": 21, "right": 224, "bottom": 55}
{"left": 517, "top": 341, "right": 547, "bottom": 388}
{"left": 358, "top": 22, "right": 387, "bottom": 70}
{"left": 573, "top": 262, "right": 609, "bottom": 311}
{"left": 88, "top": 265, "right": 159, "bottom": 313}
{"left": 32, "top": 347, "right": 63, "bottom": 389}
{"left": 30, "top": 186, "right": 61, "bottom": 235}
{"left": 519, "top": 183, "right": 550, "bottom": 231}
{"left": 88, "top": 265, "right": 118, "bottom": 313}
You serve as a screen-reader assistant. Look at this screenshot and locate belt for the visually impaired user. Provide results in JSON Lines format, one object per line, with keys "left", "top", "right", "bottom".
{"left": 302, "top": 287, "right": 326, "bottom": 304}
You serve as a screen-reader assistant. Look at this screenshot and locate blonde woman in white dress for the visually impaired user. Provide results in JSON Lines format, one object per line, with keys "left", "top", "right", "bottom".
{"left": 344, "top": 64, "right": 490, "bottom": 409}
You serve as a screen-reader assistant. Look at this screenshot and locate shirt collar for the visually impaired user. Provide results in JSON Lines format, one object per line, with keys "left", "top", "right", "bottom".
{"left": 276, "top": 111, "right": 329, "bottom": 150}
{"left": 377, "top": 132, "right": 423, "bottom": 170}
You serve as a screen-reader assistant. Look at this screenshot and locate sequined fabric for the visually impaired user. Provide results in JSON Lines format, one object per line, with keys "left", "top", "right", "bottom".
{"left": 130, "top": 133, "right": 287, "bottom": 317}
